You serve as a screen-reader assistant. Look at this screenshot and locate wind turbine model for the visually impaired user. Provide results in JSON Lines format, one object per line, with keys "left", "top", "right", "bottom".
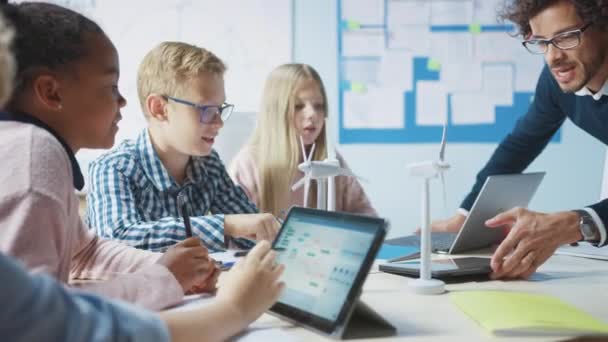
{"left": 406, "top": 117, "right": 450, "bottom": 295}
{"left": 291, "top": 118, "right": 362, "bottom": 211}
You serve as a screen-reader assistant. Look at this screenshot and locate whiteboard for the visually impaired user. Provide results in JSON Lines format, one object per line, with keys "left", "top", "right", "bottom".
{"left": 337, "top": 0, "right": 548, "bottom": 144}
{"left": 30, "top": 0, "right": 293, "bottom": 190}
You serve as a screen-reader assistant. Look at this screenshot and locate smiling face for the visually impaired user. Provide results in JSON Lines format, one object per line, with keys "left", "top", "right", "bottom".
{"left": 530, "top": 0, "right": 608, "bottom": 92}
{"left": 162, "top": 71, "right": 225, "bottom": 157}
{"left": 57, "top": 33, "right": 126, "bottom": 150}
{"left": 292, "top": 78, "right": 326, "bottom": 146}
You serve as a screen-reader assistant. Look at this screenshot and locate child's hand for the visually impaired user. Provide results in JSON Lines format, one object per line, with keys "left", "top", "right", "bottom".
{"left": 224, "top": 213, "right": 280, "bottom": 242}
{"left": 216, "top": 240, "right": 285, "bottom": 324}
{"left": 186, "top": 266, "right": 220, "bottom": 294}
{"left": 156, "top": 237, "right": 216, "bottom": 293}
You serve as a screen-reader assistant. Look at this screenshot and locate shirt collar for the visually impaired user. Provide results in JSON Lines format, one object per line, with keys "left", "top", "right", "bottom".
{"left": 575, "top": 79, "right": 608, "bottom": 101}
{"left": 136, "top": 129, "right": 206, "bottom": 191}
{"left": 0, "top": 111, "right": 84, "bottom": 190}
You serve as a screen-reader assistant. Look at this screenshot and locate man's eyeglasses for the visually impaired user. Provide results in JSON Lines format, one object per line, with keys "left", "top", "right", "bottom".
{"left": 522, "top": 23, "right": 591, "bottom": 54}
{"left": 163, "top": 95, "right": 234, "bottom": 124}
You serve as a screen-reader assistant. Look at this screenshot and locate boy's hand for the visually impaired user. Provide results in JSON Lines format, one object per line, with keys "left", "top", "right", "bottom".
{"left": 224, "top": 213, "right": 280, "bottom": 242}
{"left": 156, "top": 237, "right": 217, "bottom": 293}
{"left": 216, "top": 241, "right": 285, "bottom": 324}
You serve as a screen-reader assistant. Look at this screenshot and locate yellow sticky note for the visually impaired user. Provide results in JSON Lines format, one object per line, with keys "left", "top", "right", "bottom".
{"left": 351, "top": 82, "right": 367, "bottom": 93}
{"left": 347, "top": 20, "right": 361, "bottom": 30}
{"left": 451, "top": 291, "right": 608, "bottom": 336}
{"left": 469, "top": 23, "right": 482, "bottom": 34}
{"left": 427, "top": 58, "right": 441, "bottom": 71}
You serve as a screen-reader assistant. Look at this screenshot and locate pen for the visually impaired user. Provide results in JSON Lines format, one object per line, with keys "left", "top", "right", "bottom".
{"left": 177, "top": 192, "right": 193, "bottom": 238}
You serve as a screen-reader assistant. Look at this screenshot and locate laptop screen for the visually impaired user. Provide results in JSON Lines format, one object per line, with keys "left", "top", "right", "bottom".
{"left": 270, "top": 207, "right": 386, "bottom": 333}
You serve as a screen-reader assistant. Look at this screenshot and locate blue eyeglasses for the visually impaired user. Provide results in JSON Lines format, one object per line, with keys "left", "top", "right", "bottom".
{"left": 163, "top": 95, "right": 234, "bottom": 123}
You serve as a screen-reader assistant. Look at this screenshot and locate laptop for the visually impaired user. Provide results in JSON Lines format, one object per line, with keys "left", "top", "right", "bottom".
{"left": 385, "top": 172, "right": 545, "bottom": 254}
{"left": 269, "top": 207, "right": 396, "bottom": 339}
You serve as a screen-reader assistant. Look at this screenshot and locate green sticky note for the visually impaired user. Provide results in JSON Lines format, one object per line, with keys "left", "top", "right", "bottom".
{"left": 427, "top": 58, "right": 441, "bottom": 71}
{"left": 469, "top": 23, "right": 482, "bottom": 34}
{"left": 351, "top": 82, "right": 367, "bottom": 93}
{"left": 347, "top": 20, "right": 361, "bottom": 30}
{"left": 451, "top": 291, "right": 608, "bottom": 335}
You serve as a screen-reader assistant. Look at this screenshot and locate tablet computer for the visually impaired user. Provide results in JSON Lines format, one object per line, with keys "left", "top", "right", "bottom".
{"left": 269, "top": 207, "right": 389, "bottom": 338}
{"left": 379, "top": 257, "right": 491, "bottom": 279}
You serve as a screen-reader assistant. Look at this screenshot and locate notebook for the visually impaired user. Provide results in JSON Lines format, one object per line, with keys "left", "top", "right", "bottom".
{"left": 451, "top": 291, "right": 608, "bottom": 336}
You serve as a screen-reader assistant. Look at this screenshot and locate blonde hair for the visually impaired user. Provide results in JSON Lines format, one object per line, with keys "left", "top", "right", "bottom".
{"left": 249, "top": 64, "right": 328, "bottom": 216}
{"left": 137, "top": 41, "right": 226, "bottom": 116}
{"left": 0, "top": 13, "right": 14, "bottom": 107}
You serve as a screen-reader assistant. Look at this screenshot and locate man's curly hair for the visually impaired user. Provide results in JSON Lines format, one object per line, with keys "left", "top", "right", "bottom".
{"left": 499, "top": 0, "right": 608, "bottom": 37}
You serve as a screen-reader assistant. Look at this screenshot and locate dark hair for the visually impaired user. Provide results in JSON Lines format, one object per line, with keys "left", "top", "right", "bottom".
{"left": 1, "top": 2, "right": 103, "bottom": 95}
{"left": 499, "top": 0, "right": 608, "bottom": 37}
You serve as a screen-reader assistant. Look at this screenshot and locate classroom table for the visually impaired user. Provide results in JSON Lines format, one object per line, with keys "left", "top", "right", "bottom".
{"left": 171, "top": 253, "right": 608, "bottom": 341}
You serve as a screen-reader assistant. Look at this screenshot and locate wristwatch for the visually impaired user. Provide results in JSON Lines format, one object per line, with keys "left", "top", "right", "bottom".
{"left": 572, "top": 209, "right": 600, "bottom": 242}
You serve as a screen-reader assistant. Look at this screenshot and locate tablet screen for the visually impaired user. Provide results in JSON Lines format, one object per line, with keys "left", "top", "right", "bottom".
{"left": 270, "top": 207, "right": 385, "bottom": 333}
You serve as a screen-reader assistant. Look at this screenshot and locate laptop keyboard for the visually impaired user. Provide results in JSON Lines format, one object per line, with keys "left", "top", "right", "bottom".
{"left": 385, "top": 233, "right": 458, "bottom": 252}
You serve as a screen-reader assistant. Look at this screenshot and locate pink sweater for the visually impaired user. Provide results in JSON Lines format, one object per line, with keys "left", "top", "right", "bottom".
{"left": 229, "top": 146, "right": 377, "bottom": 218}
{"left": 0, "top": 121, "right": 183, "bottom": 310}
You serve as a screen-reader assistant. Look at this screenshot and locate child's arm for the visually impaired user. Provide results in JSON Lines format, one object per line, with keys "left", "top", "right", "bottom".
{"left": 0, "top": 253, "right": 170, "bottom": 342}
{"left": 159, "top": 241, "right": 285, "bottom": 342}
{"left": 86, "top": 159, "right": 238, "bottom": 252}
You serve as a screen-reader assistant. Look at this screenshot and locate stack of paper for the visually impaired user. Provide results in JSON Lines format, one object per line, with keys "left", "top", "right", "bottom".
{"left": 451, "top": 291, "right": 608, "bottom": 336}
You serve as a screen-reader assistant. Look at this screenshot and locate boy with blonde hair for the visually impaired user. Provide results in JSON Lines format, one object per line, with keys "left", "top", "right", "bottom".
{"left": 87, "top": 41, "right": 279, "bottom": 252}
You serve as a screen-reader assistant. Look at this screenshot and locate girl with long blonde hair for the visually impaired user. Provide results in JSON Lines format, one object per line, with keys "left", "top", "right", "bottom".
{"left": 230, "top": 63, "right": 376, "bottom": 218}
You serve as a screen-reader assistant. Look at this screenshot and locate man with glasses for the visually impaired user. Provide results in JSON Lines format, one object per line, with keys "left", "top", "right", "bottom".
{"left": 87, "top": 41, "right": 280, "bottom": 258}
{"left": 431, "top": 0, "right": 608, "bottom": 279}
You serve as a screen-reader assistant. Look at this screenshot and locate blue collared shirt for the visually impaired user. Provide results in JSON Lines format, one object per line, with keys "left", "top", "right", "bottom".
{"left": 86, "top": 129, "right": 257, "bottom": 252}
{"left": 0, "top": 253, "right": 169, "bottom": 342}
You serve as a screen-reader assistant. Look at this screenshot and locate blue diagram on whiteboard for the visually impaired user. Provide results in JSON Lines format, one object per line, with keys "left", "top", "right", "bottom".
{"left": 338, "top": 0, "right": 561, "bottom": 144}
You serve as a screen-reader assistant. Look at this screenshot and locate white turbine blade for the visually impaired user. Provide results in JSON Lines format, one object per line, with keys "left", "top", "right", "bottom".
{"left": 291, "top": 177, "right": 306, "bottom": 192}
{"left": 299, "top": 135, "right": 307, "bottom": 162}
{"left": 308, "top": 143, "right": 316, "bottom": 162}
{"left": 439, "top": 115, "right": 448, "bottom": 162}
{"left": 337, "top": 167, "right": 369, "bottom": 183}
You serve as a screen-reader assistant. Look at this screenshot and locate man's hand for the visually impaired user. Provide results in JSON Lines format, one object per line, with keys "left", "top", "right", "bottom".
{"left": 156, "top": 237, "right": 218, "bottom": 293}
{"left": 224, "top": 213, "right": 280, "bottom": 242}
{"left": 416, "top": 213, "right": 466, "bottom": 234}
{"left": 486, "top": 208, "right": 582, "bottom": 279}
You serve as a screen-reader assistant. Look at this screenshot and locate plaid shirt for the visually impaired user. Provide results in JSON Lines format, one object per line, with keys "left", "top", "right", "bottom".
{"left": 86, "top": 129, "right": 257, "bottom": 252}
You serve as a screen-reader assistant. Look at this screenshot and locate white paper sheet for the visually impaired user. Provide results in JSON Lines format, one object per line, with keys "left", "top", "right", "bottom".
{"left": 482, "top": 64, "right": 514, "bottom": 106}
{"left": 441, "top": 61, "right": 482, "bottom": 92}
{"left": 451, "top": 92, "right": 495, "bottom": 124}
{"left": 387, "top": 0, "right": 430, "bottom": 26}
{"left": 342, "top": 29, "right": 385, "bottom": 57}
{"left": 430, "top": 0, "right": 474, "bottom": 25}
{"left": 378, "top": 50, "right": 414, "bottom": 91}
{"left": 429, "top": 32, "right": 473, "bottom": 68}
{"left": 387, "top": 26, "right": 431, "bottom": 54}
{"left": 343, "top": 86, "right": 405, "bottom": 129}
{"left": 416, "top": 81, "right": 447, "bottom": 126}
{"left": 341, "top": 0, "right": 384, "bottom": 24}
{"left": 343, "top": 59, "right": 380, "bottom": 85}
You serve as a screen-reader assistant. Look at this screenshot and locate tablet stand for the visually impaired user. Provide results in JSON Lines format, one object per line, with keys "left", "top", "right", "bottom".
{"left": 338, "top": 300, "right": 396, "bottom": 339}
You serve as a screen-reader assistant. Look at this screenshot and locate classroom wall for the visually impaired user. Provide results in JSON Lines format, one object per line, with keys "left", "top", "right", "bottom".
{"left": 293, "top": 0, "right": 606, "bottom": 237}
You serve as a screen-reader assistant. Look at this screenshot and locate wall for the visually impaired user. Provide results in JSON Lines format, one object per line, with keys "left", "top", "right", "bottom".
{"left": 294, "top": 0, "right": 605, "bottom": 237}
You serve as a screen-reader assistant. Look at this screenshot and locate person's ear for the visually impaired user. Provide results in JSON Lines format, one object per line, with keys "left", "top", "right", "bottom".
{"left": 147, "top": 94, "right": 168, "bottom": 122}
{"left": 31, "top": 74, "right": 63, "bottom": 111}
